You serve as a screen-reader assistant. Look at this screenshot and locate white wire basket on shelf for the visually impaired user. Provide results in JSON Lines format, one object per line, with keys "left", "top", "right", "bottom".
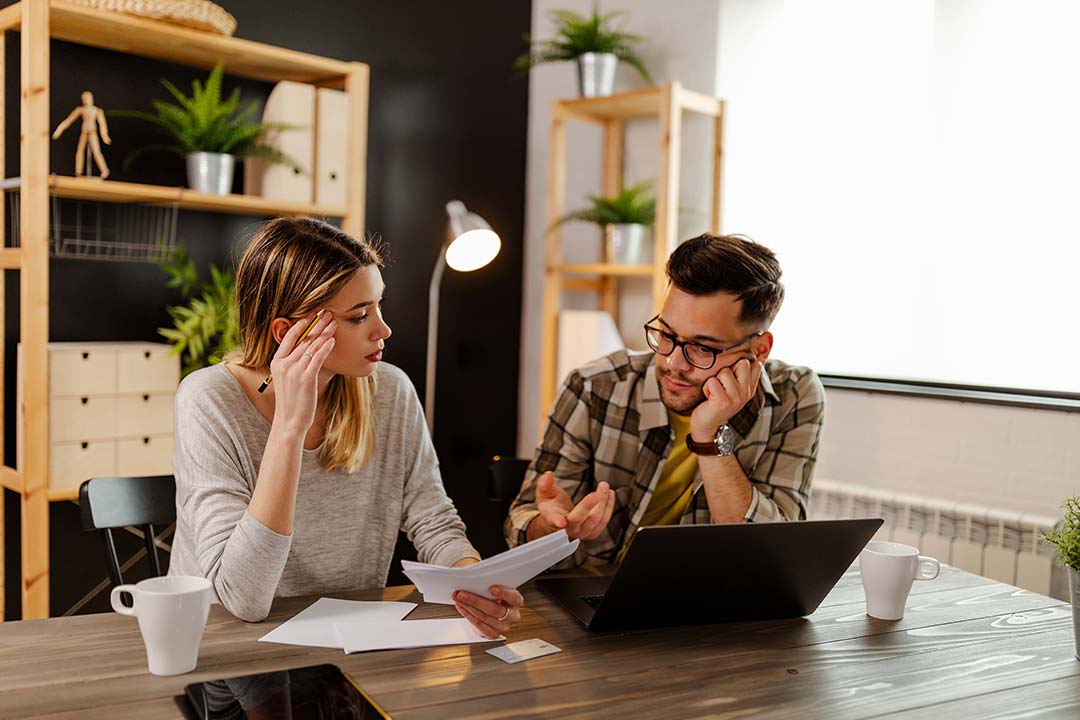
{"left": 2, "top": 178, "right": 179, "bottom": 263}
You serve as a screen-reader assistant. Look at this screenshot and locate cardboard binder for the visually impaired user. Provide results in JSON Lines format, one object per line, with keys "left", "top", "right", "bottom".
{"left": 557, "top": 310, "right": 625, "bottom": 383}
{"left": 244, "top": 80, "right": 314, "bottom": 202}
{"left": 315, "top": 87, "right": 348, "bottom": 208}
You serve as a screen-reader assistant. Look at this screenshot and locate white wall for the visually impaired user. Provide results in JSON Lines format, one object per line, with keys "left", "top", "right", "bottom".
{"left": 517, "top": 0, "right": 1079, "bottom": 523}
{"left": 819, "top": 390, "right": 1080, "bottom": 521}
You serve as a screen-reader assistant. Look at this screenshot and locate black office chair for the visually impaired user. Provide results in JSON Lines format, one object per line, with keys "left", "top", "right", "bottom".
{"left": 78, "top": 475, "right": 177, "bottom": 589}
{"left": 489, "top": 456, "right": 530, "bottom": 502}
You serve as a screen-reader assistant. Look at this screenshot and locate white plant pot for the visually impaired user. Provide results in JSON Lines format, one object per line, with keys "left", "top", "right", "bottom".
{"left": 607, "top": 223, "right": 651, "bottom": 265}
{"left": 186, "top": 152, "right": 235, "bottom": 195}
{"left": 1071, "top": 567, "right": 1079, "bottom": 660}
{"left": 576, "top": 52, "right": 617, "bottom": 98}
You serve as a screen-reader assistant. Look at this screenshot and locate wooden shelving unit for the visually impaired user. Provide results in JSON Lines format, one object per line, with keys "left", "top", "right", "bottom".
{"left": 0, "top": 0, "right": 370, "bottom": 620}
{"left": 539, "top": 83, "right": 726, "bottom": 429}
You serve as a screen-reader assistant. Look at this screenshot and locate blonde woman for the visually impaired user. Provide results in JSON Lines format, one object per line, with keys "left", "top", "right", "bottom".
{"left": 168, "top": 216, "right": 523, "bottom": 636}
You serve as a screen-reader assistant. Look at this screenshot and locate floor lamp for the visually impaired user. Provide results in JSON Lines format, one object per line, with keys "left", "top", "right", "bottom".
{"left": 425, "top": 201, "right": 501, "bottom": 434}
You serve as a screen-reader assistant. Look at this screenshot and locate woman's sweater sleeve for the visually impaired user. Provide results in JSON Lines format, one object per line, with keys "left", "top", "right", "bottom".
{"left": 173, "top": 380, "right": 292, "bottom": 622}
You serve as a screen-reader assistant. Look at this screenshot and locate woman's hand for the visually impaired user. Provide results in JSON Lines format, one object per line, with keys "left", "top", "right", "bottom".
{"left": 453, "top": 585, "right": 525, "bottom": 639}
{"left": 270, "top": 310, "right": 336, "bottom": 434}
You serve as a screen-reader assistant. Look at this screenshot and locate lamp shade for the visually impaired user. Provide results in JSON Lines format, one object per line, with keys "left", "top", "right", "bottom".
{"left": 445, "top": 200, "right": 500, "bottom": 271}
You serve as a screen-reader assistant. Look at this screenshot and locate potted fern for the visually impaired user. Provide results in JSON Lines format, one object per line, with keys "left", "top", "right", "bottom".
{"left": 1042, "top": 495, "right": 1080, "bottom": 659}
{"left": 117, "top": 61, "right": 300, "bottom": 195}
{"left": 157, "top": 242, "right": 238, "bottom": 376}
{"left": 514, "top": 8, "right": 653, "bottom": 98}
{"left": 558, "top": 181, "right": 655, "bottom": 265}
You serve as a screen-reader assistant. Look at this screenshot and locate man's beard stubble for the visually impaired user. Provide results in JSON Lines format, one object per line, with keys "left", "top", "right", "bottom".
{"left": 655, "top": 365, "right": 706, "bottom": 416}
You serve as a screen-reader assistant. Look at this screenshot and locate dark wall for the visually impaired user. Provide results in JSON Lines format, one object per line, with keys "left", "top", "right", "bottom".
{"left": 3, "top": 0, "right": 529, "bottom": 618}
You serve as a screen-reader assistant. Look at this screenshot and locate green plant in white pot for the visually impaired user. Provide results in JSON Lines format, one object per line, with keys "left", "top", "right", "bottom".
{"left": 558, "top": 181, "right": 655, "bottom": 265}
{"left": 117, "top": 62, "right": 300, "bottom": 195}
{"left": 514, "top": 8, "right": 653, "bottom": 98}
{"left": 1042, "top": 495, "right": 1080, "bottom": 659}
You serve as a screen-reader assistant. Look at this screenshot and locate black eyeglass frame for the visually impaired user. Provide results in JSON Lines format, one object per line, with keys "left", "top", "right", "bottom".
{"left": 643, "top": 314, "right": 765, "bottom": 370}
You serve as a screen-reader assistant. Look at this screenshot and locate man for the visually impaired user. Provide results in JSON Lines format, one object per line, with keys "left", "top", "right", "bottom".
{"left": 506, "top": 233, "right": 825, "bottom": 567}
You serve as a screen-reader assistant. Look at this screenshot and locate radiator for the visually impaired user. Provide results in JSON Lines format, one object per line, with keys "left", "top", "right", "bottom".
{"left": 809, "top": 479, "right": 1068, "bottom": 600}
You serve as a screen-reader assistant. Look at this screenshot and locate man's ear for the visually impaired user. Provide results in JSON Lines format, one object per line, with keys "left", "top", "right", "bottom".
{"left": 754, "top": 331, "right": 775, "bottom": 363}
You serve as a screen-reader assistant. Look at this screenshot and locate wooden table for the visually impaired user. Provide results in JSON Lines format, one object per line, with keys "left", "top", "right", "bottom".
{"left": 0, "top": 565, "right": 1077, "bottom": 719}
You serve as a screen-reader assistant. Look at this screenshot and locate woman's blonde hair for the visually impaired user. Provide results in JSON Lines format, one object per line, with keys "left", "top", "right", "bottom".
{"left": 232, "top": 217, "right": 383, "bottom": 472}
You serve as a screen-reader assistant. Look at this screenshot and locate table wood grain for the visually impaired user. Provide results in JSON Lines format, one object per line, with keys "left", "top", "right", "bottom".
{"left": 0, "top": 565, "right": 1076, "bottom": 719}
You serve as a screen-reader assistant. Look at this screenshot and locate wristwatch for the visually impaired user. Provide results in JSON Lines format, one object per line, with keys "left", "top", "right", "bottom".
{"left": 686, "top": 424, "right": 735, "bottom": 456}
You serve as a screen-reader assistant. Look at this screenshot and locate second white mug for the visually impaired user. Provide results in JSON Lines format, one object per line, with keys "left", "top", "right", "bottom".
{"left": 859, "top": 540, "right": 939, "bottom": 620}
{"left": 111, "top": 575, "right": 212, "bottom": 676}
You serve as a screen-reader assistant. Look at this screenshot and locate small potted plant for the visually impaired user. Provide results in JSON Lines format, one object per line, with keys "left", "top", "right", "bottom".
{"left": 1043, "top": 495, "right": 1080, "bottom": 660}
{"left": 117, "top": 62, "right": 300, "bottom": 195}
{"left": 558, "top": 180, "right": 655, "bottom": 265}
{"left": 514, "top": 8, "right": 653, "bottom": 98}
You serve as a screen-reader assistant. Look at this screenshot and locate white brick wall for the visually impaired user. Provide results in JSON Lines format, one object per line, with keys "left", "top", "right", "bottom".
{"left": 816, "top": 389, "right": 1080, "bottom": 520}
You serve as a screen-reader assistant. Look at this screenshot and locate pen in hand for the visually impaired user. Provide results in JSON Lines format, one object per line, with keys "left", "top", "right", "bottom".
{"left": 257, "top": 310, "right": 323, "bottom": 393}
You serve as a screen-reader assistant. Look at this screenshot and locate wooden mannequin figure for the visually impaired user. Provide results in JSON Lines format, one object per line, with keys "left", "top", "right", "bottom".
{"left": 52, "top": 90, "right": 111, "bottom": 179}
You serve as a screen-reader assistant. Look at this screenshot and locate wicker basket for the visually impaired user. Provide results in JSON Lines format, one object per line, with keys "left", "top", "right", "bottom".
{"left": 66, "top": 0, "right": 237, "bottom": 36}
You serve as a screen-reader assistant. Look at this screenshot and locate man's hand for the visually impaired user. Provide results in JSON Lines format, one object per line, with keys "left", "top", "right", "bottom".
{"left": 690, "top": 358, "right": 762, "bottom": 443}
{"left": 526, "top": 472, "right": 614, "bottom": 542}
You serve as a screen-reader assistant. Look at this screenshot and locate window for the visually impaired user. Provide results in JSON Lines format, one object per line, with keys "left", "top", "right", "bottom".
{"left": 719, "top": 0, "right": 1080, "bottom": 394}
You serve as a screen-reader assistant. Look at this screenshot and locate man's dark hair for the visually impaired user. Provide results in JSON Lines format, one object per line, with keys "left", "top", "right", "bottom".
{"left": 665, "top": 233, "right": 785, "bottom": 328}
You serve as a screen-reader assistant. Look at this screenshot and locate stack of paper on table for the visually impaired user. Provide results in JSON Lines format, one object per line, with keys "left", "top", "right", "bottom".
{"left": 402, "top": 529, "right": 580, "bottom": 604}
{"left": 259, "top": 598, "right": 499, "bottom": 654}
{"left": 333, "top": 617, "right": 501, "bottom": 654}
{"left": 257, "top": 598, "right": 417, "bottom": 648}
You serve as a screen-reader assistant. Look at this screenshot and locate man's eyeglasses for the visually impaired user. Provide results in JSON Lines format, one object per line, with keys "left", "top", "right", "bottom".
{"left": 643, "top": 315, "right": 764, "bottom": 370}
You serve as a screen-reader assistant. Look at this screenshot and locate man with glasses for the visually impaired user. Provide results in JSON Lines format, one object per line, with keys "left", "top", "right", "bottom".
{"left": 505, "top": 234, "right": 825, "bottom": 567}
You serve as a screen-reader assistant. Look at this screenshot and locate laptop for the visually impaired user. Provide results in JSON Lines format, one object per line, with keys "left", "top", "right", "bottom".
{"left": 536, "top": 518, "right": 883, "bottom": 631}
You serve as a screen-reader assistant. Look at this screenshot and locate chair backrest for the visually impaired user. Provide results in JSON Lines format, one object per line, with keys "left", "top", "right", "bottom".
{"left": 488, "top": 457, "right": 530, "bottom": 502}
{"left": 79, "top": 475, "right": 177, "bottom": 589}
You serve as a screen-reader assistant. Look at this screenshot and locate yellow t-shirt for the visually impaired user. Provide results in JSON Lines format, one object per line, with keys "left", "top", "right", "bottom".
{"left": 638, "top": 411, "right": 699, "bottom": 528}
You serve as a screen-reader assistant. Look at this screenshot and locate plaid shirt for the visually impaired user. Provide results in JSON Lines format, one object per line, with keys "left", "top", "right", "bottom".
{"left": 505, "top": 350, "right": 825, "bottom": 567}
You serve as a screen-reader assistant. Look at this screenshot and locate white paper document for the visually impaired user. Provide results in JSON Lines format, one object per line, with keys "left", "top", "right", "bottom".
{"left": 401, "top": 530, "right": 580, "bottom": 604}
{"left": 257, "top": 598, "right": 417, "bottom": 649}
{"left": 334, "top": 618, "right": 503, "bottom": 654}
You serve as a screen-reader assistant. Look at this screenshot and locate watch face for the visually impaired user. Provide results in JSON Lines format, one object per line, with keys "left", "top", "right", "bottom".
{"left": 716, "top": 425, "right": 735, "bottom": 455}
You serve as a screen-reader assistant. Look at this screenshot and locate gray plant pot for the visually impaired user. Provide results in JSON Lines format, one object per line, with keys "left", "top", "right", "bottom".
{"left": 607, "top": 223, "right": 652, "bottom": 265}
{"left": 576, "top": 52, "right": 617, "bottom": 98}
{"left": 186, "top": 152, "right": 235, "bottom": 195}
{"left": 1072, "top": 567, "right": 1080, "bottom": 660}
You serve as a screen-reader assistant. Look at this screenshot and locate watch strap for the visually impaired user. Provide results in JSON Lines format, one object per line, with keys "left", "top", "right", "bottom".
{"left": 685, "top": 425, "right": 734, "bottom": 456}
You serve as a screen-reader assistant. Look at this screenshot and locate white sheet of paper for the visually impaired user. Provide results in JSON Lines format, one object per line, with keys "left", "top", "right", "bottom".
{"left": 334, "top": 618, "right": 503, "bottom": 654}
{"left": 402, "top": 528, "right": 571, "bottom": 576}
{"left": 401, "top": 531, "right": 579, "bottom": 604}
{"left": 257, "top": 598, "right": 417, "bottom": 648}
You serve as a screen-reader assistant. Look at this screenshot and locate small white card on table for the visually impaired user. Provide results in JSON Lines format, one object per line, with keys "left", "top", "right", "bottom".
{"left": 486, "top": 638, "right": 562, "bottom": 664}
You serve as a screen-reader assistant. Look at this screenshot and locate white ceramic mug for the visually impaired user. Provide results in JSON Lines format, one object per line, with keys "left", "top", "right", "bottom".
{"left": 111, "top": 575, "right": 212, "bottom": 676}
{"left": 859, "top": 541, "right": 940, "bottom": 620}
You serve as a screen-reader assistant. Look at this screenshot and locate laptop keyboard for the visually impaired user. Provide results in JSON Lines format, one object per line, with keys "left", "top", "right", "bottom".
{"left": 580, "top": 594, "right": 605, "bottom": 609}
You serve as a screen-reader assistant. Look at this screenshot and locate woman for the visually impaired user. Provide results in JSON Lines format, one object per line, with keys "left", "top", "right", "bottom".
{"left": 169, "top": 216, "right": 523, "bottom": 637}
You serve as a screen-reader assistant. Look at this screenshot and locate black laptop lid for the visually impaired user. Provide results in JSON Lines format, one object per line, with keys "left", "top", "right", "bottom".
{"left": 590, "top": 518, "right": 883, "bottom": 629}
